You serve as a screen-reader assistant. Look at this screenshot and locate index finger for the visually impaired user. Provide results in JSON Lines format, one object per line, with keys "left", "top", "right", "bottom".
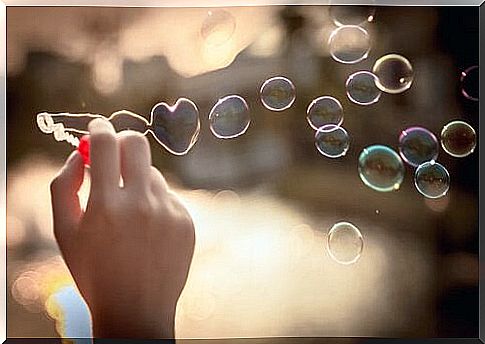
{"left": 88, "top": 118, "right": 121, "bottom": 197}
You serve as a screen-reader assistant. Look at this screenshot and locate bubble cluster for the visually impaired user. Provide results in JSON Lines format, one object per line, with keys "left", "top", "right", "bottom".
{"left": 358, "top": 145, "right": 405, "bottom": 192}
{"left": 373, "top": 54, "right": 414, "bottom": 94}
{"left": 328, "top": 25, "right": 371, "bottom": 64}
{"left": 306, "top": 96, "right": 344, "bottom": 130}
{"left": 315, "top": 125, "right": 350, "bottom": 158}
{"left": 329, "top": 6, "right": 376, "bottom": 26}
{"left": 414, "top": 161, "right": 450, "bottom": 199}
{"left": 209, "top": 95, "right": 251, "bottom": 139}
{"left": 260, "top": 76, "right": 296, "bottom": 111}
{"left": 200, "top": 10, "right": 236, "bottom": 46}
{"left": 345, "top": 71, "right": 382, "bottom": 105}
{"left": 327, "top": 222, "right": 364, "bottom": 265}
{"left": 440, "top": 120, "right": 476, "bottom": 158}
{"left": 460, "top": 66, "right": 479, "bottom": 101}
{"left": 398, "top": 127, "right": 439, "bottom": 167}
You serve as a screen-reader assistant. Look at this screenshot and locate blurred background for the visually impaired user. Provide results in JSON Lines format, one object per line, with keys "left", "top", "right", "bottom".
{"left": 6, "top": 5, "right": 479, "bottom": 339}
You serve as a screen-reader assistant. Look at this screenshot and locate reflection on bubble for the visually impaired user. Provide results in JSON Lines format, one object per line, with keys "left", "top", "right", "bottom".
{"left": 345, "top": 71, "right": 381, "bottom": 105}
{"left": 328, "top": 25, "right": 371, "bottom": 64}
{"left": 200, "top": 10, "right": 236, "bottom": 46}
{"left": 373, "top": 54, "right": 414, "bottom": 94}
{"left": 209, "top": 95, "right": 251, "bottom": 139}
{"left": 315, "top": 125, "right": 350, "bottom": 158}
{"left": 415, "top": 161, "right": 450, "bottom": 199}
{"left": 150, "top": 98, "right": 201, "bottom": 156}
{"left": 306, "top": 96, "right": 344, "bottom": 130}
{"left": 327, "top": 222, "right": 364, "bottom": 265}
{"left": 398, "top": 127, "right": 439, "bottom": 167}
{"left": 460, "top": 66, "right": 479, "bottom": 101}
{"left": 329, "top": 6, "right": 376, "bottom": 26}
{"left": 260, "top": 76, "right": 296, "bottom": 111}
{"left": 440, "top": 120, "right": 476, "bottom": 158}
{"left": 358, "top": 145, "right": 405, "bottom": 192}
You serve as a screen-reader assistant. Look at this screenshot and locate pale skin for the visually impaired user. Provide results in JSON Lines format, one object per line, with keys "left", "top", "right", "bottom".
{"left": 50, "top": 118, "right": 195, "bottom": 338}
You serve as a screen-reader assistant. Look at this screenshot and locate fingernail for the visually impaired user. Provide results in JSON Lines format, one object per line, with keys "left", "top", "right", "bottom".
{"left": 88, "top": 117, "right": 115, "bottom": 133}
{"left": 66, "top": 150, "right": 81, "bottom": 165}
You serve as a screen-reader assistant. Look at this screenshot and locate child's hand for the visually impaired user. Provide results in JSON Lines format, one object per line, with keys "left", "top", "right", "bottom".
{"left": 50, "top": 118, "right": 195, "bottom": 338}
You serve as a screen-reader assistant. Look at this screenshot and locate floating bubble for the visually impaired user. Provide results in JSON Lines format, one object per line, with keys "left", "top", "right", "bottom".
{"left": 209, "top": 95, "right": 251, "bottom": 139}
{"left": 414, "top": 161, "right": 450, "bottom": 199}
{"left": 345, "top": 71, "right": 382, "bottom": 105}
{"left": 460, "top": 66, "right": 479, "bottom": 101}
{"left": 372, "top": 54, "right": 414, "bottom": 94}
{"left": 200, "top": 10, "right": 236, "bottom": 46}
{"left": 315, "top": 125, "right": 350, "bottom": 158}
{"left": 327, "top": 222, "right": 364, "bottom": 265}
{"left": 260, "top": 76, "right": 296, "bottom": 111}
{"left": 358, "top": 145, "right": 405, "bottom": 192}
{"left": 328, "top": 25, "right": 371, "bottom": 64}
{"left": 306, "top": 96, "right": 344, "bottom": 130}
{"left": 398, "top": 127, "right": 439, "bottom": 167}
{"left": 329, "top": 6, "right": 376, "bottom": 26}
{"left": 440, "top": 120, "right": 476, "bottom": 158}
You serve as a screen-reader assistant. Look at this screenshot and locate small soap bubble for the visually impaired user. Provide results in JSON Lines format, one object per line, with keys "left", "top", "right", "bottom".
{"left": 414, "top": 161, "right": 450, "bottom": 199}
{"left": 358, "top": 145, "right": 405, "bottom": 192}
{"left": 328, "top": 25, "right": 371, "bottom": 64}
{"left": 315, "top": 125, "right": 350, "bottom": 158}
{"left": 460, "top": 66, "right": 479, "bottom": 101}
{"left": 440, "top": 120, "right": 476, "bottom": 158}
{"left": 306, "top": 96, "right": 344, "bottom": 130}
{"left": 327, "top": 222, "right": 364, "bottom": 265}
{"left": 372, "top": 54, "right": 414, "bottom": 94}
{"left": 345, "top": 71, "right": 382, "bottom": 105}
{"left": 201, "top": 10, "right": 236, "bottom": 46}
{"left": 260, "top": 76, "right": 296, "bottom": 111}
{"left": 329, "top": 6, "right": 376, "bottom": 26}
{"left": 398, "top": 127, "right": 439, "bottom": 167}
{"left": 209, "top": 95, "right": 251, "bottom": 139}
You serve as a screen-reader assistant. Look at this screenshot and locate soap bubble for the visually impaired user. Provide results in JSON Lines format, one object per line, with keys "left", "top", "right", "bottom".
{"left": 414, "top": 161, "right": 450, "bottom": 199}
{"left": 329, "top": 6, "right": 376, "bottom": 26}
{"left": 373, "top": 54, "right": 414, "bottom": 94}
{"left": 358, "top": 145, "right": 405, "bottom": 192}
{"left": 345, "top": 71, "right": 382, "bottom": 105}
{"left": 398, "top": 127, "right": 439, "bottom": 167}
{"left": 260, "top": 76, "right": 296, "bottom": 111}
{"left": 328, "top": 25, "right": 371, "bottom": 64}
{"left": 440, "top": 120, "right": 476, "bottom": 158}
{"left": 209, "top": 95, "right": 251, "bottom": 139}
{"left": 306, "top": 96, "right": 344, "bottom": 130}
{"left": 327, "top": 222, "right": 364, "bottom": 265}
{"left": 315, "top": 125, "right": 350, "bottom": 158}
{"left": 200, "top": 10, "right": 236, "bottom": 46}
{"left": 460, "top": 66, "right": 479, "bottom": 101}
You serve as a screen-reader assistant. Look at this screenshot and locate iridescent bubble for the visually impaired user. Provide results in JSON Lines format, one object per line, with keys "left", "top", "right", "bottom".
{"left": 398, "top": 127, "right": 439, "bottom": 167}
{"left": 209, "top": 95, "right": 251, "bottom": 139}
{"left": 315, "top": 125, "right": 350, "bottom": 158}
{"left": 329, "top": 6, "right": 376, "bottom": 26}
{"left": 260, "top": 76, "right": 296, "bottom": 111}
{"left": 372, "top": 54, "right": 414, "bottom": 94}
{"left": 414, "top": 161, "right": 450, "bottom": 199}
{"left": 327, "top": 222, "right": 364, "bottom": 265}
{"left": 345, "top": 71, "right": 382, "bottom": 105}
{"left": 460, "top": 66, "right": 478, "bottom": 101}
{"left": 328, "top": 25, "right": 371, "bottom": 64}
{"left": 440, "top": 120, "right": 476, "bottom": 158}
{"left": 306, "top": 96, "right": 344, "bottom": 130}
{"left": 200, "top": 10, "right": 236, "bottom": 46}
{"left": 358, "top": 145, "right": 405, "bottom": 192}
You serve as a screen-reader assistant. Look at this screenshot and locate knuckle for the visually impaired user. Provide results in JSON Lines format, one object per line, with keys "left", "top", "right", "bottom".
{"left": 50, "top": 174, "right": 64, "bottom": 194}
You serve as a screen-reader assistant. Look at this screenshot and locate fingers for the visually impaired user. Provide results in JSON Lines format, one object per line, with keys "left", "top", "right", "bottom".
{"left": 119, "top": 131, "right": 152, "bottom": 192}
{"left": 150, "top": 166, "right": 169, "bottom": 196}
{"left": 88, "top": 118, "right": 121, "bottom": 198}
{"left": 50, "top": 150, "right": 85, "bottom": 247}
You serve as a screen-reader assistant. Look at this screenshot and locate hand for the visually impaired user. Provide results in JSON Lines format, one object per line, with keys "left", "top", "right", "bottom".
{"left": 50, "top": 118, "right": 195, "bottom": 338}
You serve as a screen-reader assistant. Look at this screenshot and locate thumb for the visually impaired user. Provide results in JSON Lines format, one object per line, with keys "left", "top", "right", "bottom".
{"left": 50, "top": 150, "right": 85, "bottom": 249}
